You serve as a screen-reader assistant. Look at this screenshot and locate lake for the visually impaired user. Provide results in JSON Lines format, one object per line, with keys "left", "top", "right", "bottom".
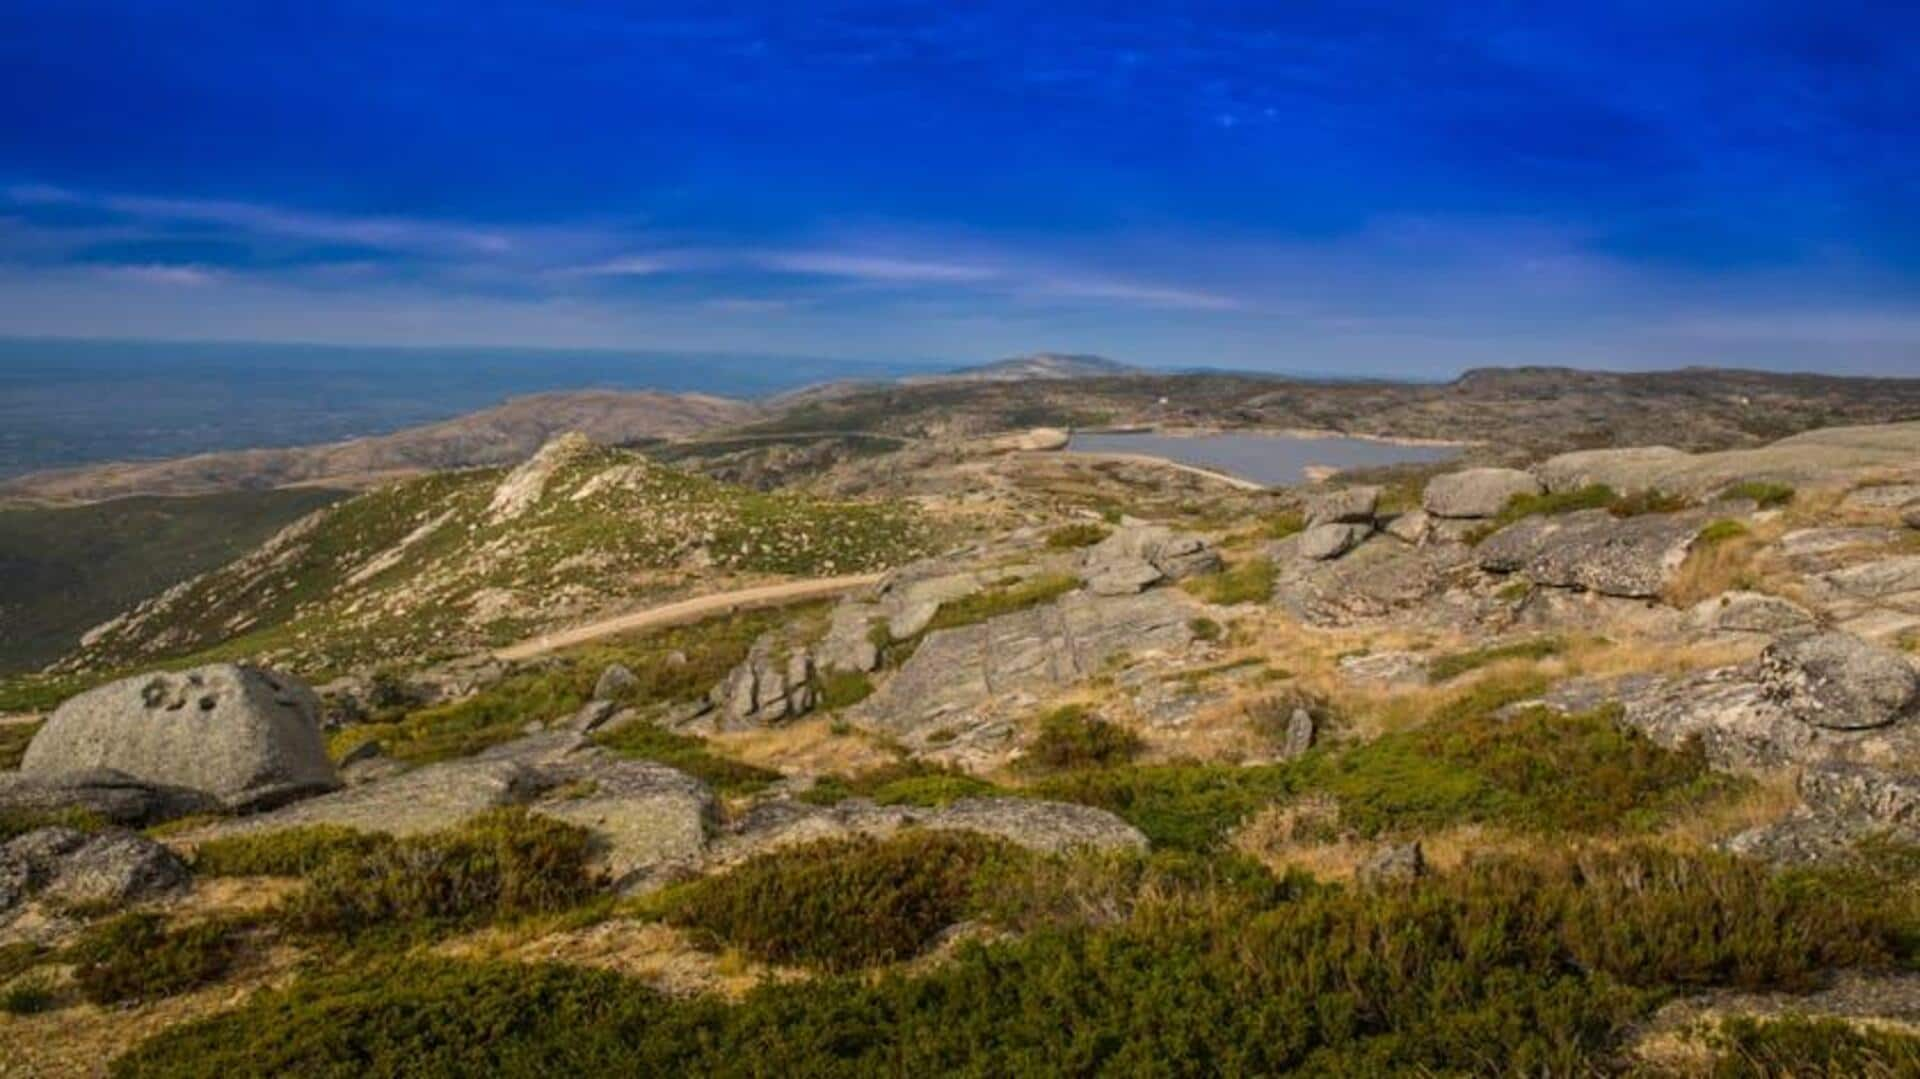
{"left": 1067, "top": 430, "right": 1459, "bottom": 487}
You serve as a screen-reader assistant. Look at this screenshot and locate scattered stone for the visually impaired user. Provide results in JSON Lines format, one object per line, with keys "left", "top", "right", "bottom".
{"left": 568, "top": 699, "right": 620, "bottom": 733}
{"left": 1357, "top": 842, "right": 1425, "bottom": 887}
{"left": 928, "top": 798, "right": 1147, "bottom": 854}
{"left": 21, "top": 664, "right": 339, "bottom": 811}
{"left": 1296, "top": 522, "right": 1372, "bottom": 561}
{"left": 1476, "top": 508, "right": 1714, "bottom": 598}
{"left": 1690, "top": 591, "right": 1818, "bottom": 636}
{"left": 1759, "top": 631, "right": 1919, "bottom": 730}
{"left": 1423, "top": 468, "right": 1543, "bottom": 519}
{"left": 1305, "top": 486, "right": 1379, "bottom": 527}
{"left": 1337, "top": 650, "right": 1429, "bottom": 689}
{"left": 1382, "top": 510, "right": 1432, "bottom": 545}
{"left": 337, "top": 739, "right": 386, "bottom": 767}
{"left": 593, "top": 664, "right": 638, "bottom": 702}
{"left": 1085, "top": 560, "right": 1164, "bottom": 596}
{"left": 1280, "top": 708, "right": 1316, "bottom": 759}
{"left": 41, "top": 830, "right": 190, "bottom": 907}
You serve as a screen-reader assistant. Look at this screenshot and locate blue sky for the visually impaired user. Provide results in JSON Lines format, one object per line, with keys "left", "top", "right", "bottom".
{"left": 0, "top": 2, "right": 1915, "bottom": 376}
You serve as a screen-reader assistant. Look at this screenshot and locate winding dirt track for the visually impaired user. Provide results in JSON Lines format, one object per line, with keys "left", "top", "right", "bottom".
{"left": 493, "top": 573, "right": 883, "bottom": 660}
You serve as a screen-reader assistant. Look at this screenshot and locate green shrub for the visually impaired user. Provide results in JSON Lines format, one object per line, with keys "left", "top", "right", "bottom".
{"left": 1705, "top": 1015, "right": 1920, "bottom": 1076}
{"left": 800, "top": 759, "right": 1000, "bottom": 807}
{"left": 1304, "top": 705, "right": 1733, "bottom": 837}
{"left": 68, "top": 913, "right": 239, "bottom": 1005}
{"left": 191, "top": 825, "right": 391, "bottom": 877}
{"left": 0, "top": 974, "right": 56, "bottom": 1015}
{"left": 116, "top": 844, "right": 1911, "bottom": 1077}
{"left": 1719, "top": 481, "right": 1795, "bottom": 509}
{"left": 1181, "top": 557, "right": 1276, "bottom": 605}
{"left": 1425, "top": 636, "right": 1565, "bottom": 682}
{"left": 277, "top": 809, "right": 600, "bottom": 937}
{"left": 0, "top": 941, "right": 48, "bottom": 982}
{"left": 1610, "top": 488, "right": 1694, "bottom": 516}
{"left": 1019, "top": 706, "right": 1143, "bottom": 773}
{"left": 925, "top": 573, "right": 1080, "bottom": 633}
{"left": 661, "top": 832, "right": 1015, "bottom": 971}
{"left": 1188, "top": 616, "right": 1223, "bottom": 642}
{"left": 593, "top": 724, "right": 779, "bottom": 795}
{"left": 1030, "top": 762, "right": 1296, "bottom": 851}
{"left": 814, "top": 669, "right": 874, "bottom": 711}
{"left": 1045, "top": 523, "right": 1110, "bottom": 549}
{"left": 0, "top": 719, "right": 43, "bottom": 769}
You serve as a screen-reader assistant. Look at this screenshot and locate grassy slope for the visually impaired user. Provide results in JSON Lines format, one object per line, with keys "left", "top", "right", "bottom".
{"left": 0, "top": 488, "right": 346, "bottom": 674}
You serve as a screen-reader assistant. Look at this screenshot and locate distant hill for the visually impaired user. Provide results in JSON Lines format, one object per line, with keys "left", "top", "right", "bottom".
{"left": 0, "top": 487, "right": 346, "bottom": 675}
{"left": 915, "top": 353, "right": 1139, "bottom": 383}
{"left": 0, "top": 390, "right": 759, "bottom": 504}
{"left": 62, "top": 434, "right": 930, "bottom": 675}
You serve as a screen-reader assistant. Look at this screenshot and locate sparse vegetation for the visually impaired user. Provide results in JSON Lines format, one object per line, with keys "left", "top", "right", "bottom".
{"left": 1718, "top": 480, "right": 1796, "bottom": 509}
{"left": 1704, "top": 1015, "right": 1920, "bottom": 1076}
{"left": 923, "top": 573, "right": 1079, "bottom": 633}
{"left": 657, "top": 832, "right": 1015, "bottom": 971}
{"left": 799, "top": 759, "right": 1000, "bottom": 807}
{"left": 0, "top": 974, "right": 57, "bottom": 1015}
{"left": 814, "top": 668, "right": 874, "bottom": 711}
{"left": 1261, "top": 508, "right": 1306, "bottom": 540}
{"left": 593, "top": 724, "right": 780, "bottom": 795}
{"left": 0, "top": 718, "right": 43, "bottom": 768}
{"left": 1425, "top": 635, "right": 1566, "bottom": 682}
{"left": 0, "top": 805, "right": 105, "bottom": 842}
{"left": 190, "top": 825, "right": 391, "bottom": 877}
{"left": 1044, "top": 522, "right": 1110, "bottom": 549}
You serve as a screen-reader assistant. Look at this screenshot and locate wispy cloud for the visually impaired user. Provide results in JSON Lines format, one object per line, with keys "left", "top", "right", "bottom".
{"left": 750, "top": 250, "right": 999, "bottom": 283}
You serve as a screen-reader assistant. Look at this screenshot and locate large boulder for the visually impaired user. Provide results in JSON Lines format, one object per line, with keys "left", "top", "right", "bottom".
{"left": 208, "top": 758, "right": 542, "bottom": 839}
{"left": 1533, "top": 446, "right": 1691, "bottom": 495}
{"left": 21, "top": 665, "right": 338, "bottom": 810}
{"left": 1296, "top": 523, "right": 1372, "bottom": 561}
{"left": 1759, "top": 631, "right": 1920, "bottom": 731}
{"left": 1305, "top": 486, "right": 1379, "bottom": 527}
{"left": 816, "top": 602, "right": 883, "bottom": 673}
{"left": 1476, "top": 508, "right": 1714, "bottom": 598}
{"left": 1423, "top": 468, "right": 1542, "bottom": 519}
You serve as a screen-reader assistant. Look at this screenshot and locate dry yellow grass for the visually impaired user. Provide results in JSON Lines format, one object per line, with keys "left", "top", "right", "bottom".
{"left": 436, "top": 918, "right": 794, "bottom": 999}
{"left": 707, "top": 715, "right": 899, "bottom": 777}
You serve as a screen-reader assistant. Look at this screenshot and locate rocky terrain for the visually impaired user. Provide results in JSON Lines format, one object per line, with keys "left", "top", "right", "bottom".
{"left": 0, "top": 375, "right": 1918, "bottom": 1075}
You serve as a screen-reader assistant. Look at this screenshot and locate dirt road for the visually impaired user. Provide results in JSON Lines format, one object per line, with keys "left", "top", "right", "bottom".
{"left": 493, "top": 573, "right": 883, "bottom": 660}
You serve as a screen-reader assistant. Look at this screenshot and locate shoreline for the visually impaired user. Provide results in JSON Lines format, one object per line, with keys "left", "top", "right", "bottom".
{"left": 1073, "top": 423, "right": 1477, "bottom": 450}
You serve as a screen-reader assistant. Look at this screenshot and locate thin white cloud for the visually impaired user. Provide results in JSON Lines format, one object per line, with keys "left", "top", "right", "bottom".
{"left": 1030, "top": 275, "right": 1239, "bottom": 311}
{"left": 8, "top": 184, "right": 514, "bottom": 256}
{"left": 94, "top": 263, "right": 221, "bottom": 286}
{"left": 752, "top": 250, "right": 999, "bottom": 283}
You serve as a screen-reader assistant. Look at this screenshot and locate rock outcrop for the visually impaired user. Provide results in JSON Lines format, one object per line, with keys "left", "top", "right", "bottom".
{"left": 1305, "top": 486, "right": 1380, "bottom": 527}
{"left": 532, "top": 757, "right": 718, "bottom": 890}
{"left": 858, "top": 590, "right": 1197, "bottom": 738}
{"left": 1476, "top": 508, "right": 1714, "bottom": 598}
{"left": 1, "top": 827, "right": 188, "bottom": 917}
{"left": 1758, "top": 631, "right": 1920, "bottom": 730}
{"left": 715, "top": 796, "right": 1146, "bottom": 865}
{"left": 709, "top": 634, "right": 816, "bottom": 728}
{"left": 0, "top": 768, "right": 219, "bottom": 827}
{"left": 1689, "top": 591, "right": 1819, "bottom": 636}
{"left": 21, "top": 665, "right": 339, "bottom": 811}
{"left": 1297, "top": 523, "right": 1372, "bottom": 562}
{"left": 1079, "top": 525, "right": 1221, "bottom": 594}
{"left": 1423, "top": 468, "right": 1542, "bottom": 519}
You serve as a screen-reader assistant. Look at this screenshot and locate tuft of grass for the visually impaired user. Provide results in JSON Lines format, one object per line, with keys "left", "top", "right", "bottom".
{"left": 68, "top": 912, "right": 240, "bottom": 1005}
{"left": 1030, "top": 762, "right": 1297, "bottom": 852}
{"left": 1425, "top": 636, "right": 1566, "bottom": 682}
{"left": 814, "top": 669, "right": 874, "bottom": 711}
{"left": 1045, "top": 523, "right": 1110, "bottom": 549}
{"left": 191, "top": 825, "right": 391, "bottom": 877}
{"left": 1695, "top": 518, "right": 1751, "bottom": 547}
{"left": 1704, "top": 1015, "right": 1920, "bottom": 1076}
{"left": 657, "top": 831, "right": 1016, "bottom": 971}
{"left": 1018, "top": 705, "right": 1144, "bottom": 774}
{"left": 1188, "top": 616, "right": 1223, "bottom": 642}
{"left": 1181, "top": 556, "right": 1276, "bottom": 605}
{"left": 1718, "top": 481, "right": 1795, "bottom": 509}
{"left": 0, "top": 974, "right": 57, "bottom": 1015}
{"left": 592, "top": 724, "right": 780, "bottom": 796}
{"left": 0, "top": 806, "right": 106, "bottom": 842}
{"left": 1261, "top": 508, "right": 1307, "bottom": 540}
{"left": 0, "top": 718, "right": 43, "bottom": 768}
